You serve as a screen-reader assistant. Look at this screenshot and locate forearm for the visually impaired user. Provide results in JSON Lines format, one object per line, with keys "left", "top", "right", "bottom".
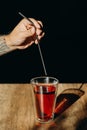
{"left": 0, "top": 36, "right": 13, "bottom": 56}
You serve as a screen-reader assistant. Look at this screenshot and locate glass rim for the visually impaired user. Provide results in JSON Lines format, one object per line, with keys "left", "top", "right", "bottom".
{"left": 30, "top": 76, "right": 59, "bottom": 85}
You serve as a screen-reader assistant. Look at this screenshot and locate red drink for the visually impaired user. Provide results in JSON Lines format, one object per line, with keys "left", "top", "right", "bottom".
{"left": 34, "top": 84, "right": 56, "bottom": 122}
{"left": 30, "top": 76, "right": 58, "bottom": 122}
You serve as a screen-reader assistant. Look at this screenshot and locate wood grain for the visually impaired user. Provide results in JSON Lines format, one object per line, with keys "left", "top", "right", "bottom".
{"left": 0, "top": 84, "right": 87, "bottom": 130}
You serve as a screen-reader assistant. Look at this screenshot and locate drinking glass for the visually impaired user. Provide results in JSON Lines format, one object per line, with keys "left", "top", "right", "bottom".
{"left": 30, "top": 76, "right": 59, "bottom": 123}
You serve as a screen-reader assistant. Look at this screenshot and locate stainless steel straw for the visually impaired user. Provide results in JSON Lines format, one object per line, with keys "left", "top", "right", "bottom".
{"left": 18, "top": 12, "right": 47, "bottom": 76}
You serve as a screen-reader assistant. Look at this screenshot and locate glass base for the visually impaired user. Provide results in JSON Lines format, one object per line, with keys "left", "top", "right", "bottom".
{"left": 36, "top": 115, "right": 54, "bottom": 123}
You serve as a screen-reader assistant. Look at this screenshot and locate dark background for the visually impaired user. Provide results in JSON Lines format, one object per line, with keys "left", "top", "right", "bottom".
{"left": 0, "top": 0, "right": 87, "bottom": 83}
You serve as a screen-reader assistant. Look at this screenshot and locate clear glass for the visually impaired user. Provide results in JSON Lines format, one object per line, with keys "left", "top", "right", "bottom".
{"left": 30, "top": 76, "right": 59, "bottom": 123}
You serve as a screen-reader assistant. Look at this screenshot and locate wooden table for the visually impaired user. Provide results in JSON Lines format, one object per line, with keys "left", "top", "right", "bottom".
{"left": 0, "top": 84, "right": 87, "bottom": 130}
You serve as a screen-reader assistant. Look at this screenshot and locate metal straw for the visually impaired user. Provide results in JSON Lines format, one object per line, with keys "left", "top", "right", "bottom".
{"left": 79, "top": 83, "right": 84, "bottom": 90}
{"left": 18, "top": 12, "right": 47, "bottom": 76}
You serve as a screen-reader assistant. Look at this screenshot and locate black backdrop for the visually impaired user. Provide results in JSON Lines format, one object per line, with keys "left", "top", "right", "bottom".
{"left": 0, "top": 0, "right": 87, "bottom": 83}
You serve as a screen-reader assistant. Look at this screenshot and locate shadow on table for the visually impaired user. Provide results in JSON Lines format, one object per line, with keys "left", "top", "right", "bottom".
{"left": 54, "top": 84, "right": 84, "bottom": 118}
{"left": 76, "top": 118, "right": 87, "bottom": 130}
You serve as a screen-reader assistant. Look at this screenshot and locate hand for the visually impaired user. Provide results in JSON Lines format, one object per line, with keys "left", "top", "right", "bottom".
{"left": 5, "top": 18, "right": 45, "bottom": 49}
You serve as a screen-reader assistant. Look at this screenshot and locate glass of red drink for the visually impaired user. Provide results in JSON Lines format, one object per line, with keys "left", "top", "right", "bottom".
{"left": 30, "top": 76, "right": 59, "bottom": 123}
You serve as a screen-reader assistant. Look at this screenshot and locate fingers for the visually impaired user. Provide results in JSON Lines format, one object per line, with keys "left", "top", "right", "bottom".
{"left": 29, "top": 18, "right": 43, "bottom": 29}
{"left": 29, "top": 19, "right": 44, "bottom": 44}
{"left": 19, "top": 42, "right": 34, "bottom": 49}
{"left": 39, "top": 32, "right": 45, "bottom": 39}
{"left": 13, "top": 41, "right": 34, "bottom": 49}
{"left": 37, "top": 20, "right": 43, "bottom": 28}
{"left": 34, "top": 32, "right": 45, "bottom": 44}
{"left": 16, "top": 18, "right": 45, "bottom": 48}
{"left": 22, "top": 17, "right": 44, "bottom": 36}
{"left": 25, "top": 26, "right": 36, "bottom": 37}
{"left": 24, "top": 19, "right": 44, "bottom": 44}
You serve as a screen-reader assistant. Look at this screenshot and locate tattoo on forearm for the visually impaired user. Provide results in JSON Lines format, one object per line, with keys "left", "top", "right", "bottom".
{"left": 0, "top": 36, "right": 11, "bottom": 56}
